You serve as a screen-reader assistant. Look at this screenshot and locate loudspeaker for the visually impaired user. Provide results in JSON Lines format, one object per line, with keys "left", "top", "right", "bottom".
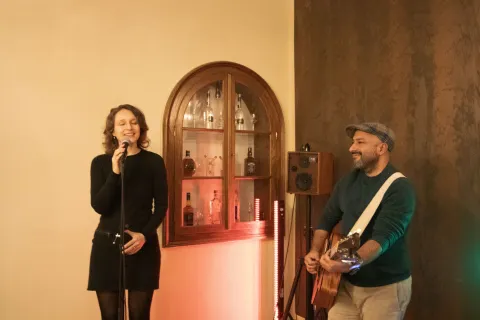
{"left": 287, "top": 151, "right": 334, "bottom": 195}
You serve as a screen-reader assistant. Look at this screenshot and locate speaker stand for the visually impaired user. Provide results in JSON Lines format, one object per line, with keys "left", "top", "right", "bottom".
{"left": 305, "top": 194, "right": 315, "bottom": 320}
{"left": 283, "top": 195, "right": 315, "bottom": 320}
{"left": 283, "top": 257, "right": 305, "bottom": 320}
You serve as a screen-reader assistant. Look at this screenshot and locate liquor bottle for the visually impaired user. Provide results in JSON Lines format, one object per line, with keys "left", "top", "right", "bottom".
{"left": 251, "top": 112, "right": 257, "bottom": 130}
{"left": 244, "top": 147, "right": 256, "bottom": 176}
{"left": 183, "top": 101, "right": 194, "bottom": 128}
{"left": 209, "top": 190, "right": 222, "bottom": 224}
{"left": 234, "top": 94, "right": 245, "bottom": 130}
{"left": 215, "top": 82, "right": 224, "bottom": 129}
{"left": 183, "top": 150, "right": 196, "bottom": 177}
{"left": 234, "top": 190, "right": 240, "bottom": 222}
{"left": 204, "top": 90, "right": 214, "bottom": 129}
{"left": 183, "top": 192, "right": 194, "bottom": 226}
{"left": 192, "top": 94, "right": 202, "bottom": 128}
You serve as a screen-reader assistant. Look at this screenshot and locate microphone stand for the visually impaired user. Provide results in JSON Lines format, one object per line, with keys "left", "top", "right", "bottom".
{"left": 117, "top": 152, "right": 127, "bottom": 320}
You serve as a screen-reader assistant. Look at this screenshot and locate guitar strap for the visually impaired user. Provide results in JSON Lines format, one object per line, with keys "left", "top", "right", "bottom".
{"left": 347, "top": 172, "right": 405, "bottom": 237}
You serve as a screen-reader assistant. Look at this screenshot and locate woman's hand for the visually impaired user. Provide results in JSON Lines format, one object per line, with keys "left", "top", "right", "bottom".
{"left": 112, "top": 144, "right": 126, "bottom": 174}
{"left": 123, "top": 230, "right": 146, "bottom": 255}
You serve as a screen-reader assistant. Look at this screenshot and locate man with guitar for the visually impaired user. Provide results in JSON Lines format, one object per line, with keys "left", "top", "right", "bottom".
{"left": 304, "top": 122, "right": 416, "bottom": 319}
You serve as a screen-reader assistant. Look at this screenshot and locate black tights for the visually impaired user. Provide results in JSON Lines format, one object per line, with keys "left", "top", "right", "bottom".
{"left": 96, "top": 290, "right": 154, "bottom": 320}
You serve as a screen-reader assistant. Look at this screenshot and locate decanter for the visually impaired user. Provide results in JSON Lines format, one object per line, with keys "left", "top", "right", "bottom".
{"left": 234, "top": 190, "right": 240, "bottom": 222}
{"left": 183, "top": 150, "right": 196, "bottom": 177}
{"left": 209, "top": 190, "right": 222, "bottom": 225}
{"left": 192, "top": 95, "right": 202, "bottom": 128}
{"left": 235, "top": 93, "right": 245, "bottom": 130}
{"left": 183, "top": 101, "right": 194, "bottom": 128}
{"left": 251, "top": 112, "right": 258, "bottom": 130}
{"left": 215, "top": 82, "right": 224, "bottom": 129}
{"left": 203, "top": 90, "right": 214, "bottom": 129}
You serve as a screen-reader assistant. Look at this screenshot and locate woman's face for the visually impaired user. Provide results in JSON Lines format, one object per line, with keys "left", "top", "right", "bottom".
{"left": 112, "top": 108, "right": 141, "bottom": 146}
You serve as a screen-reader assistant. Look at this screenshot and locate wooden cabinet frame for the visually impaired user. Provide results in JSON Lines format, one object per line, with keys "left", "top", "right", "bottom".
{"left": 162, "top": 61, "right": 285, "bottom": 247}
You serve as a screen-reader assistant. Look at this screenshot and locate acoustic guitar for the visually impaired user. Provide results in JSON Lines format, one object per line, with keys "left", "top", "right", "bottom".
{"left": 310, "top": 172, "right": 406, "bottom": 311}
{"left": 310, "top": 228, "right": 361, "bottom": 309}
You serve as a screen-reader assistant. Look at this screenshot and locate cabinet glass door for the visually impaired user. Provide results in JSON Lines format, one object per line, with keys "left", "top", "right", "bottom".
{"left": 233, "top": 81, "right": 271, "bottom": 223}
{"left": 181, "top": 80, "right": 225, "bottom": 227}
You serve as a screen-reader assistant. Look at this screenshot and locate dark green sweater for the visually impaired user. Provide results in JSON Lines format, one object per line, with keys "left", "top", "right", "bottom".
{"left": 317, "top": 163, "right": 416, "bottom": 287}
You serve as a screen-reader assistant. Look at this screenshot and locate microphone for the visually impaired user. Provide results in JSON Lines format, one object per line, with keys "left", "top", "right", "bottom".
{"left": 120, "top": 139, "right": 130, "bottom": 163}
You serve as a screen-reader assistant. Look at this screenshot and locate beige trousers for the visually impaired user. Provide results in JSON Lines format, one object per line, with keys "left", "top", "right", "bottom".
{"left": 328, "top": 276, "right": 412, "bottom": 320}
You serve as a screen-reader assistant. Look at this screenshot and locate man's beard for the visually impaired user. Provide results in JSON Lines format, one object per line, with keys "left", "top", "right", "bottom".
{"left": 352, "top": 152, "right": 379, "bottom": 171}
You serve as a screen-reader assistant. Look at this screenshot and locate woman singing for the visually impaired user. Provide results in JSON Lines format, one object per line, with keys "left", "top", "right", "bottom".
{"left": 87, "top": 104, "right": 168, "bottom": 320}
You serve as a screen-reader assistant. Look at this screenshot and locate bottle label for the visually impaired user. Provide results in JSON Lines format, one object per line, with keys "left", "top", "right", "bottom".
{"left": 184, "top": 212, "right": 194, "bottom": 226}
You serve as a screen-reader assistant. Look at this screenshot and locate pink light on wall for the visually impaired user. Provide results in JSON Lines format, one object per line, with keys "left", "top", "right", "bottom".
{"left": 273, "top": 200, "right": 285, "bottom": 319}
{"left": 274, "top": 200, "right": 279, "bottom": 318}
{"left": 254, "top": 198, "right": 260, "bottom": 221}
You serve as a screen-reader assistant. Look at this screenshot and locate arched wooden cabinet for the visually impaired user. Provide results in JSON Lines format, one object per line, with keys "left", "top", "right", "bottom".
{"left": 163, "top": 61, "right": 285, "bottom": 247}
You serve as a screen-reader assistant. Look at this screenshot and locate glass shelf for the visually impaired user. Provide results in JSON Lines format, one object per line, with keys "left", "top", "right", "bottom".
{"left": 234, "top": 176, "right": 270, "bottom": 180}
{"left": 183, "top": 127, "right": 224, "bottom": 133}
{"left": 235, "top": 130, "right": 270, "bottom": 135}
{"left": 183, "top": 129, "right": 224, "bottom": 140}
{"left": 183, "top": 176, "right": 223, "bottom": 180}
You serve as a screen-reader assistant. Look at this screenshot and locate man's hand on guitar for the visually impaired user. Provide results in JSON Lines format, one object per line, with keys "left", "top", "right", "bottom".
{"left": 319, "top": 250, "right": 352, "bottom": 273}
{"left": 304, "top": 250, "right": 320, "bottom": 274}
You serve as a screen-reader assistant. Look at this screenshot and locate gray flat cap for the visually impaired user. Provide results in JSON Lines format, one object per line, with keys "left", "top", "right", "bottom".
{"left": 345, "top": 122, "right": 396, "bottom": 151}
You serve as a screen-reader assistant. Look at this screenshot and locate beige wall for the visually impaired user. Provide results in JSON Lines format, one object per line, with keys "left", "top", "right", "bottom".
{"left": 0, "top": 1, "right": 295, "bottom": 319}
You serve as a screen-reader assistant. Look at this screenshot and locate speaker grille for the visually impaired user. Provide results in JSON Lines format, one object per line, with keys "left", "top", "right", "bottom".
{"left": 295, "top": 173, "right": 313, "bottom": 191}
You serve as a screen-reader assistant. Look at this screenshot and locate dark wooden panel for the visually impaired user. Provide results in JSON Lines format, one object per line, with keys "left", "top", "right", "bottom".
{"left": 294, "top": 0, "right": 480, "bottom": 318}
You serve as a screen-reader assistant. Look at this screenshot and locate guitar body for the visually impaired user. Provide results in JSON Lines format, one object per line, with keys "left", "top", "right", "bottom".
{"left": 311, "top": 223, "right": 360, "bottom": 310}
{"left": 310, "top": 228, "right": 342, "bottom": 309}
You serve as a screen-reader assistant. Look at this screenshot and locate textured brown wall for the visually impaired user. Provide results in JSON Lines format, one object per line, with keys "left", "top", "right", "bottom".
{"left": 294, "top": 0, "right": 480, "bottom": 319}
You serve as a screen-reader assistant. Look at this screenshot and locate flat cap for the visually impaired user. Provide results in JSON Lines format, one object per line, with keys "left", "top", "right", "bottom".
{"left": 345, "top": 122, "right": 396, "bottom": 151}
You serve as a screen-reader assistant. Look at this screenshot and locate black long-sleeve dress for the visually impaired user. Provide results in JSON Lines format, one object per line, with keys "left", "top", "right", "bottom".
{"left": 87, "top": 149, "right": 168, "bottom": 291}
